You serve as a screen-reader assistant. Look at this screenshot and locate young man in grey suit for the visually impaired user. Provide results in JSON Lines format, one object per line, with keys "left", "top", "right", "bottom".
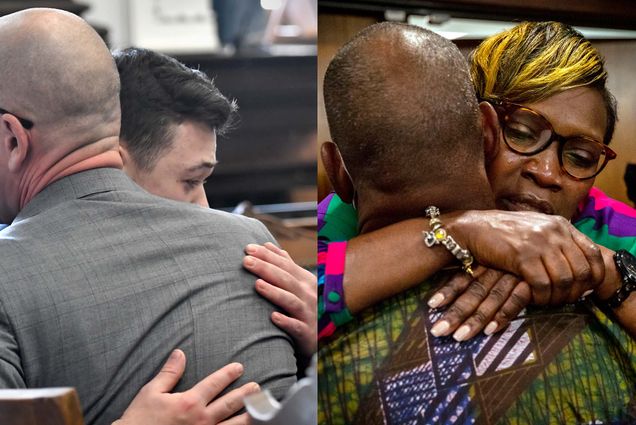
{"left": 0, "top": 8, "right": 296, "bottom": 425}
{"left": 113, "top": 47, "right": 317, "bottom": 360}
{"left": 111, "top": 47, "right": 317, "bottom": 424}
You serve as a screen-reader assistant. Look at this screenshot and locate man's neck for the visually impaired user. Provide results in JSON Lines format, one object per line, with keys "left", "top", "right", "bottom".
{"left": 18, "top": 136, "right": 123, "bottom": 209}
{"left": 357, "top": 174, "right": 495, "bottom": 235}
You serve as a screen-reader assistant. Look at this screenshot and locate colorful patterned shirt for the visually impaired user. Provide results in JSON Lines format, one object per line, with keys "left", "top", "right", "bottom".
{"left": 573, "top": 186, "right": 636, "bottom": 253}
{"left": 317, "top": 188, "right": 636, "bottom": 337}
{"left": 317, "top": 193, "right": 357, "bottom": 340}
{"left": 317, "top": 188, "right": 636, "bottom": 424}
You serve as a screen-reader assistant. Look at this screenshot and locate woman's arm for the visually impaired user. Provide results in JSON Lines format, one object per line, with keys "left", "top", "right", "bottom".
{"left": 317, "top": 194, "right": 604, "bottom": 338}
{"left": 342, "top": 210, "right": 604, "bottom": 313}
{"left": 343, "top": 218, "right": 454, "bottom": 313}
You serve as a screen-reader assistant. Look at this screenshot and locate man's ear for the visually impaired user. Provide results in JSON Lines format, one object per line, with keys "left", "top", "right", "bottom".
{"left": 118, "top": 142, "right": 132, "bottom": 172}
{"left": 320, "top": 141, "right": 354, "bottom": 204}
{"left": 479, "top": 101, "right": 500, "bottom": 165}
{"left": 1, "top": 115, "right": 31, "bottom": 173}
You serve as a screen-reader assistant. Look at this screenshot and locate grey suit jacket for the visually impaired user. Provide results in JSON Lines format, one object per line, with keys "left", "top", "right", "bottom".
{"left": 0, "top": 168, "right": 297, "bottom": 425}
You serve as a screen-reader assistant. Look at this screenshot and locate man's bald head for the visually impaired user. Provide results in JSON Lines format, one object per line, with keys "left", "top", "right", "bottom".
{"left": 0, "top": 8, "right": 120, "bottom": 139}
{"left": 324, "top": 22, "right": 482, "bottom": 193}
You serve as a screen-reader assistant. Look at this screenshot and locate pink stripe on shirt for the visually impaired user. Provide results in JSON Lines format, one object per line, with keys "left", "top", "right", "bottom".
{"left": 588, "top": 187, "right": 636, "bottom": 217}
{"left": 325, "top": 241, "right": 347, "bottom": 275}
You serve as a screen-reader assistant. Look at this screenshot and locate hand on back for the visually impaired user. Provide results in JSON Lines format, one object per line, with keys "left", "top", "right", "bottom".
{"left": 426, "top": 210, "right": 607, "bottom": 341}
{"left": 243, "top": 242, "right": 317, "bottom": 356}
{"left": 114, "top": 350, "right": 258, "bottom": 425}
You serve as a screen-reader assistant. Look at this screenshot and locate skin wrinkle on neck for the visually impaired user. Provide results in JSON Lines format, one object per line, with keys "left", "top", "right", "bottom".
{"left": 18, "top": 137, "right": 122, "bottom": 209}
{"left": 357, "top": 171, "right": 496, "bottom": 235}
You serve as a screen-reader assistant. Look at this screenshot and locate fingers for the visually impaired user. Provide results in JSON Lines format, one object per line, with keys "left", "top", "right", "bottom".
{"left": 518, "top": 259, "right": 552, "bottom": 305}
{"left": 245, "top": 243, "right": 314, "bottom": 282}
{"left": 208, "top": 382, "right": 260, "bottom": 424}
{"left": 450, "top": 273, "right": 519, "bottom": 341}
{"left": 271, "top": 312, "right": 316, "bottom": 355}
{"left": 571, "top": 231, "right": 604, "bottom": 290}
{"left": 262, "top": 242, "right": 291, "bottom": 259}
{"left": 427, "top": 266, "right": 488, "bottom": 309}
{"left": 560, "top": 245, "right": 595, "bottom": 304}
{"left": 146, "top": 349, "right": 187, "bottom": 393}
{"left": 218, "top": 412, "right": 252, "bottom": 425}
{"left": 430, "top": 268, "right": 504, "bottom": 339}
{"left": 487, "top": 282, "right": 532, "bottom": 334}
{"left": 244, "top": 255, "right": 297, "bottom": 294}
{"left": 532, "top": 229, "right": 603, "bottom": 305}
{"left": 245, "top": 243, "right": 289, "bottom": 272}
{"left": 256, "top": 279, "right": 317, "bottom": 355}
{"left": 542, "top": 252, "right": 574, "bottom": 305}
{"left": 190, "top": 362, "right": 245, "bottom": 403}
{"left": 255, "top": 278, "right": 305, "bottom": 318}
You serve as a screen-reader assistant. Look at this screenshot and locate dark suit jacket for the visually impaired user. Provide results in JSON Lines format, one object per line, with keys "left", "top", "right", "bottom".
{"left": 0, "top": 168, "right": 296, "bottom": 425}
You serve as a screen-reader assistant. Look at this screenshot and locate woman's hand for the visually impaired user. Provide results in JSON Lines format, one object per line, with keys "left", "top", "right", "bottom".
{"left": 447, "top": 210, "right": 605, "bottom": 306}
{"left": 427, "top": 266, "right": 531, "bottom": 341}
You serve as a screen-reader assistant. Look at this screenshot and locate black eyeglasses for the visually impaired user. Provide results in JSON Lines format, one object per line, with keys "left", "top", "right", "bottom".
{"left": 488, "top": 100, "right": 616, "bottom": 181}
{"left": 0, "top": 108, "right": 34, "bottom": 129}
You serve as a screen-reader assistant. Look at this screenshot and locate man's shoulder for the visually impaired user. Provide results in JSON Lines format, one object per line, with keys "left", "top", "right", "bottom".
{"left": 150, "top": 198, "right": 270, "bottom": 237}
{"left": 0, "top": 184, "right": 274, "bottom": 270}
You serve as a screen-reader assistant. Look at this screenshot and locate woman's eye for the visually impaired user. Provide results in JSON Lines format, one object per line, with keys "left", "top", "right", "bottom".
{"left": 506, "top": 124, "right": 538, "bottom": 145}
{"left": 564, "top": 150, "right": 596, "bottom": 168}
{"left": 564, "top": 148, "right": 595, "bottom": 166}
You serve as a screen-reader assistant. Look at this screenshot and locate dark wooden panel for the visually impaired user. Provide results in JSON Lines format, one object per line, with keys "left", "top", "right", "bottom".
{"left": 0, "top": 0, "right": 88, "bottom": 16}
{"left": 0, "top": 388, "right": 84, "bottom": 425}
{"left": 319, "top": 0, "right": 636, "bottom": 30}
{"left": 176, "top": 54, "right": 317, "bottom": 208}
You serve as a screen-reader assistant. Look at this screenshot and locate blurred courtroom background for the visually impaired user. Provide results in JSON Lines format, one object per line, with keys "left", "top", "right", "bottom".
{"left": 0, "top": 0, "right": 317, "bottom": 268}
{"left": 317, "top": 0, "right": 636, "bottom": 210}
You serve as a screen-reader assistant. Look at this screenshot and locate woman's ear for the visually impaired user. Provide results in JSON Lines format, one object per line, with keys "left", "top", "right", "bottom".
{"left": 320, "top": 141, "right": 355, "bottom": 204}
{"left": 479, "top": 101, "right": 500, "bottom": 165}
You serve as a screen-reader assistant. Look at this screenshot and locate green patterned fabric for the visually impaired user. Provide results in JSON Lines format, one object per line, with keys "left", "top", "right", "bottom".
{"left": 318, "top": 277, "right": 636, "bottom": 424}
{"left": 318, "top": 191, "right": 636, "bottom": 424}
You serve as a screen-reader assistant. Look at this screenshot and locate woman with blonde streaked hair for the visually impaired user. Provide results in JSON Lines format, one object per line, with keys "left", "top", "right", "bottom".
{"left": 317, "top": 21, "right": 636, "bottom": 424}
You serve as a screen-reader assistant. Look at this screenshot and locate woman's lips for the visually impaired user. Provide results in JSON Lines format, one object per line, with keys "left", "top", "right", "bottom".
{"left": 498, "top": 195, "right": 555, "bottom": 215}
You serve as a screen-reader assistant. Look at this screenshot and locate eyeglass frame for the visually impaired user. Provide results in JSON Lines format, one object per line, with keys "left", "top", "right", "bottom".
{"left": 484, "top": 99, "right": 616, "bottom": 181}
{"left": 0, "top": 107, "right": 34, "bottom": 129}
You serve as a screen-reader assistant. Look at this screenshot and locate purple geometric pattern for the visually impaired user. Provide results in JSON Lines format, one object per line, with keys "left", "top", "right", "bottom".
{"left": 377, "top": 309, "right": 536, "bottom": 424}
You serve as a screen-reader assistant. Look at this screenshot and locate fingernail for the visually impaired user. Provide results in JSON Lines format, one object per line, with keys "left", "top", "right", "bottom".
{"left": 244, "top": 256, "right": 255, "bottom": 267}
{"left": 582, "top": 290, "right": 594, "bottom": 297}
{"left": 168, "top": 349, "right": 181, "bottom": 361}
{"left": 453, "top": 325, "right": 471, "bottom": 342}
{"left": 245, "top": 244, "right": 257, "bottom": 254}
{"left": 428, "top": 293, "right": 445, "bottom": 308}
{"left": 430, "top": 320, "right": 450, "bottom": 337}
{"left": 235, "top": 363, "right": 244, "bottom": 375}
{"left": 484, "top": 321, "right": 498, "bottom": 335}
{"left": 249, "top": 382, "right": 260, "bottom": 392}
